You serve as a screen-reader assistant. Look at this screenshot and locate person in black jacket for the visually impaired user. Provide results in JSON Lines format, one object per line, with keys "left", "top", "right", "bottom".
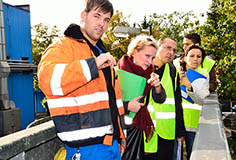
{"left": 143, "top": 37, "right": 186, "bottom": 160}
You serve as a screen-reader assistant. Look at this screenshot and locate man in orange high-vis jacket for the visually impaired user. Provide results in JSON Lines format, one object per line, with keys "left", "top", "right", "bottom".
{"left": 37, "top": 0, "right": 125, "bottom": 159}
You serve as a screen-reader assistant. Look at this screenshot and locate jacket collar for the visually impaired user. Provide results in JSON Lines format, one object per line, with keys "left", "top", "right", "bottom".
{"left": 64, "top": 23, "right": 107, "bottom": 56}
{"left": 64, "top": 23, "right": 84, "bottom": 40}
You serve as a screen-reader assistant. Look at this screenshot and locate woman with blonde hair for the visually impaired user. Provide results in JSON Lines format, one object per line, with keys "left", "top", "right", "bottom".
{"left": 117, "top": 34, "right": 166, "bottom": 160}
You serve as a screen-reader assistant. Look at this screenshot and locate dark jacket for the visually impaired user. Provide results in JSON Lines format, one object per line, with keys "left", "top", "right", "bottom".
{"left": 154, "top": 62, "right": 186, "bottom": 138}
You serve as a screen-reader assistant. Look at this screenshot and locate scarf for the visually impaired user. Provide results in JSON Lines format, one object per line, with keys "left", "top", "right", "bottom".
{"left": 118, "top": 54, "right": 155, "bottom": 142}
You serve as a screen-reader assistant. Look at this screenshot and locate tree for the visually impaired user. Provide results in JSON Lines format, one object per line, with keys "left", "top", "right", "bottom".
{"left": 102, "top": 10, "right": 200, "bottom": 60}
{"left": 148, "top": 11, "right": 200, "bottom": 52}
{"left": 197, "top": 0, "right": 236, "bottom": 101}
{"left": 102, "top": 10, "right": 134, "bottom": 60}
{"left": 31, "top": 23, "right": 61, "bottom": 89}
{"left": 31, "top": 23, "right": 61, "bottom": 66}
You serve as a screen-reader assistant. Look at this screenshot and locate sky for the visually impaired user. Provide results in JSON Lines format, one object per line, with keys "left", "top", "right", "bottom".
{"left": 2, "top": 0, "right": 212, "bottom": 32}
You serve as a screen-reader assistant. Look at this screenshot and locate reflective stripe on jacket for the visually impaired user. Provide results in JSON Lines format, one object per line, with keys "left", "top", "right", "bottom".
{"left": 144, "top": 64, "right": 176, "bottom": 153}
{"left": 202, "top": 56, "right": 215, "bottom": 73}
{"left": 182, "top": 100, "right": 202, "bottom": 131}
{"left": 182, "top": 67, "right": 207, "bottom": 131}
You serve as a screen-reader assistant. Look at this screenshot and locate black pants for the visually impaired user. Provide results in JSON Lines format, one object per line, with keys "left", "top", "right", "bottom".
{"left": 143, "top": 135, "right": 175, "bottom": 160}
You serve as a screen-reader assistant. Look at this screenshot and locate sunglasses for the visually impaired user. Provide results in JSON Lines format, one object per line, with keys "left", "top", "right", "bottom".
{"left": 137, "top": 37, "right": 153, "bottom": 45}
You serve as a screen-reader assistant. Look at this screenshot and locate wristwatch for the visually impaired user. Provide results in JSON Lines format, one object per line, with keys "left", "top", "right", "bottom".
{"left": 187, "top": 86, "right": 193, "bottom": 92}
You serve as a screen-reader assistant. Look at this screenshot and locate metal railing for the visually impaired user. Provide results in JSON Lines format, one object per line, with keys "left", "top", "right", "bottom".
{"left": 191, "top": 92, "right": 232, "bottom": 160}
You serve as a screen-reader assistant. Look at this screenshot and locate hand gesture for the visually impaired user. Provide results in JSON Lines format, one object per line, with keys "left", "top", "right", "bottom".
{"left": 128, "top": 95, "right": 144, "bottom": 113}
{"left": 96, "top": 52, "right": 116, "bottom": 69}
{"left": 179, "top": 71, "right": 191, "bottom": 87}
{"left": 147, "top": 73, "right": 162, "bottom": 93}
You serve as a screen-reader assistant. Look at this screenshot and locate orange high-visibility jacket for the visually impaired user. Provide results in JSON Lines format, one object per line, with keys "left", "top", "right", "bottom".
{"left": 38, "top": 25, "right": 125, "bottom": 148}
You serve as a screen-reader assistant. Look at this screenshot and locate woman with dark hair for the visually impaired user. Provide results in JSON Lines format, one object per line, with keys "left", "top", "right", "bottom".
{"left": 174, "top": 45, "right": 210, "bottom": 160}
{"left": 179, "top": 45, "right": 209, "bottom": 104}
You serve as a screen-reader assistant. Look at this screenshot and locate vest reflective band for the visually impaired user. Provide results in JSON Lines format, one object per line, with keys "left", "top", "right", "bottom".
{"left": 202, "top": 57, "right": 215, "bottom": 73}
{"left": 182, "top": 68, "right": 206, "bottom": 130}
{"left": 182, "top": 99, "right": 202, "bottom": 130}
{"left": 197, "top": 67, "right": 208, "bottom": 77}
{"left": 144, "top": 64, "right": 176, "bottom": 153}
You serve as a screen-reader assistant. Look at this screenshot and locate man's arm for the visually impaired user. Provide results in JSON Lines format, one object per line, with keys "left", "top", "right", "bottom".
{"left": 175, "top": 76, "right": 186, "bottom": 138}
{"left": 38, "top": 45, "right": 99, "bottom": 97}
{"left": 209, "top": 66, "right": 218, "bottom": 92}
{"left": 152, "top": 85, "right": 166, "bottom": 103}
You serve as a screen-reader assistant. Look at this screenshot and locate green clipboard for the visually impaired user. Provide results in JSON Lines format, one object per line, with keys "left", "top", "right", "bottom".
{"left": 117, "top": 69, "right": 146, "bottom": 118}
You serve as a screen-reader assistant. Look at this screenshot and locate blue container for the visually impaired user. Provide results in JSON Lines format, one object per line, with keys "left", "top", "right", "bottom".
{"left": 34, "top": 89, "right": 46, "bottom": 113}
{"left": 8, "top": 73, "right": 34, "bottom": 129}
{"left": 3, "top": 3, "right": 35, "bottom": 129}
{"left": 3, "top": 3, "right": 32, "bottom": 63}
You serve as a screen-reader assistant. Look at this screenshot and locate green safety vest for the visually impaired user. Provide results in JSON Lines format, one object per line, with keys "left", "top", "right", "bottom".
{"left": 182, "top": 67, "right": 208, "bottom": 130}
{"left": 201, "top": 56, "right": 215, "bottom": 73}
{"left": 182, "top": 99, "right": 202, "bottom": 130}
{"left": 144, "top": 63, "right": 177, "bottom": 153}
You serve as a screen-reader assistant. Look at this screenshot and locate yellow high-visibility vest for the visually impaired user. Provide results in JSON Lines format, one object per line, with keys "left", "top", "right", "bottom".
{"left": 144, "top": 64, "right": 177, "bottom": 153}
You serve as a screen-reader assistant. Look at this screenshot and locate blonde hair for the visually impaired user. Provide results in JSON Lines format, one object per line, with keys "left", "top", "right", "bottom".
{"left": 127, "top": 34, "right": 158, "bottom": 56}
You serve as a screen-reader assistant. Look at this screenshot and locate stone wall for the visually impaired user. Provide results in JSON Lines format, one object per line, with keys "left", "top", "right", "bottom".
{"left": 191, "top": 93, "right": 232, "bottom": 160}
{"left": 0, "top": 121, "right": 64, "bottom": 160}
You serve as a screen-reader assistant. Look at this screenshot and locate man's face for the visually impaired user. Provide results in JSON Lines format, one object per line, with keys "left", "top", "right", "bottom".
{"left": 156, "top": 38, "right": 177, "bottom": 65}
{"left": 81, "top": 8, "right": 111, "bottom": 45}
{"left": 183, "top": 38, "right": 194, "bottom": 52}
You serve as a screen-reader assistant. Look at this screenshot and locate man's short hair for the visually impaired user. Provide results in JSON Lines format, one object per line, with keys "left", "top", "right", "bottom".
{"left": 157, "top": 37, "right": 175, "bottom": 47}
{"left": 84, "top": 0, "right": 114, "bottom": 16}
{"left": 184, "top": 33, "right": 201, "bottom": 45}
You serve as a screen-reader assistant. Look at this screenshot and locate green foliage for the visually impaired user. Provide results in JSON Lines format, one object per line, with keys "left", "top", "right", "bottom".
{"left": 103, "top": 10, "right": 200, "bottom": 60}
{"left": 149, "top": 11, "right": 200, "bottom": 52}
{"left": 32, "top": 23, "right": 61, "bottom": 66}
{"left": 138, "top": 15, "right": 151, "bottom": 29}
{"left": 33, "top": 75, "right": 40, "bottom": 90}
{"left": 217, "top": 55, "right": 236, "bottom": 100}
{"left": 103, "top": 10, "right": 134, "bottom": 60}
{"left": 41, "top": 97, "right": 49, "bottom": 113}
{"left": 196, "top": 0, "right": 236, "bottom": 100}
{"left": 31, "top": 23, "right": 61, "bottom": 89}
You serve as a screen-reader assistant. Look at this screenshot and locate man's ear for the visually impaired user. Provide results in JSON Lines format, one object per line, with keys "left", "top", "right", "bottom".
{"left": 195, "top": 43, "right": 200, "bottom": 46}
{"left": 80, "top": 11, "right": 86, "bottom": 23}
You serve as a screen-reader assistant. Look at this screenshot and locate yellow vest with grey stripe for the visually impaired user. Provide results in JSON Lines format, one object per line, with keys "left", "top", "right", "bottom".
{"left": 201, "top": 56, "right": 215, "bottom": 73}
{"left": 182, "top": 67, "right": 207, "bottom": 131}
{"left": 144, "top": 63, "right": 177, "bottom": 153}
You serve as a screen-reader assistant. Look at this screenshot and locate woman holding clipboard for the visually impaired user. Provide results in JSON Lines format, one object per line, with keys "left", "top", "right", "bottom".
{"left": 174, "top": 45, "right": 210, "bottom": 160}
{"left": 117, "top": 35, "right": 166, "bottom": 160}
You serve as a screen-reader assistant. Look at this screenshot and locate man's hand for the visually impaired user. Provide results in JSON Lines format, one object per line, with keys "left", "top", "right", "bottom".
{"left": 177, "top": 136, "right": 184, "bottom": 145}
{"left": 96, "top": 52, "right": 116, "bottom": 69}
